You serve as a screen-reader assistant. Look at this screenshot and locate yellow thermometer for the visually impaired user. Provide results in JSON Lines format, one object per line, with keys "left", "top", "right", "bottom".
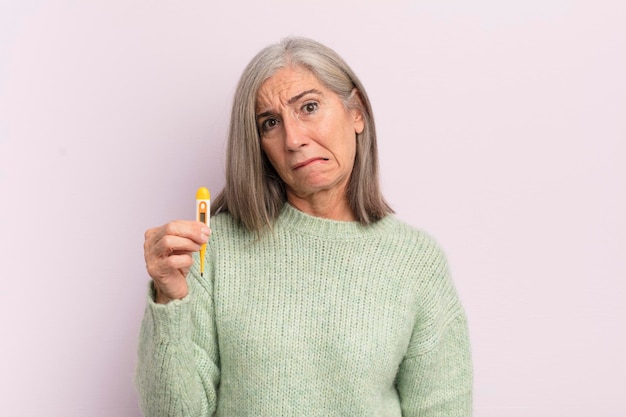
{"left": 196, "top": 187, "right": 210, "bottom": 276}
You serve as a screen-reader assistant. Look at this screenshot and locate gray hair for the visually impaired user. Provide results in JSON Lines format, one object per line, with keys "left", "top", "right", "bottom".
{"left": 212, "top": 37, "right": 393, "bottom": 231}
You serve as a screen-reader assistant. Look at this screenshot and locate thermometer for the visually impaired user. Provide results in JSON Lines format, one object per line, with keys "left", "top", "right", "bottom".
{"left": 196, "top": 187, "right": 210, "bottom": 276}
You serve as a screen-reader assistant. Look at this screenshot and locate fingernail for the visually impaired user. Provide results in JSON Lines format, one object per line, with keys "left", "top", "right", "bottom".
{"left": 200, "top": 233, "right": 209, "bottom": 242}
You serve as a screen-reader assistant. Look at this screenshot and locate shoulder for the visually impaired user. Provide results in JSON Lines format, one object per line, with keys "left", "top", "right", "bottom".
{"left": 375, "top": 216, "right": 458, "bottom": 303}
{"left": 378, "top": 215, "right": 448, "bottom": 267}
{"left": 210, "top": 210, "right": 240, "bottom": 231}
{"left": 210, "top": 211, "right": 255, "bottom": 237}
{"left": 206, "top": 211, "right": 257, "bottom": 252}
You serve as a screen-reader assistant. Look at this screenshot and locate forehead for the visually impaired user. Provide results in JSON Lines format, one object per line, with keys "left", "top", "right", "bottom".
{"left": 256, "top": 66, "right": 325, "bottom": 109}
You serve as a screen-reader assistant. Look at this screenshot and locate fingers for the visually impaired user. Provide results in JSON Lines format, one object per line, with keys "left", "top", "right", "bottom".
{"left": 143, "top": 220, "right": 212, "bottom": 283}
{"left": 147, "top": 251, "right": 195, "bottom": 279}
{"left": 145, "top": 221, "right": 209, "bottom": 253}
{"left": 160, "top": 220, "right": 210, "bottom": 245}
{"left": 153, "top": 234, "right": 202, "bottom": 257}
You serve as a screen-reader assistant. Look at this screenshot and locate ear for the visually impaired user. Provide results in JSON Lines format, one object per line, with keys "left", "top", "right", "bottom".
{"left": 349, "top": 88, "right": 365, "bottom": 135}
{"left": 353, "top": 108, "right": 365, "bottom": 135}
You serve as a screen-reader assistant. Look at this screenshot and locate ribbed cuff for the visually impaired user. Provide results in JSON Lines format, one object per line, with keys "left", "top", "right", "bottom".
{"left": 146, "top": 284, "right": 193, "bottom": 343}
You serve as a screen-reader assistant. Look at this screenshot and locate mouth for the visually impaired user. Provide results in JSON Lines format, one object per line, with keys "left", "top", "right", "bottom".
{"left": 292, "top": 157, "right": 329, "bottom": 170}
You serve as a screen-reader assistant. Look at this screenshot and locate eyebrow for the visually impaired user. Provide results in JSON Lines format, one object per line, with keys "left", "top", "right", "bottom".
{"left": 256, "top": 89, "right": 323, "bottom": 120}
{"left": 288, "top": 89, "right": 321, "bottom": 105}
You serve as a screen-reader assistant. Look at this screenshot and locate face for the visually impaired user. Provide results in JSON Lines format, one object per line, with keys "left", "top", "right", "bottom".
{"left": 255, "top": 66, "right": 365, "bottom": 203}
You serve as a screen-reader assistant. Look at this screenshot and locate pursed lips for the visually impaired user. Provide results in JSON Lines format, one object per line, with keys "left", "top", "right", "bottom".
{"left": 291, "top": 157, "right": 329, "bottom": 170}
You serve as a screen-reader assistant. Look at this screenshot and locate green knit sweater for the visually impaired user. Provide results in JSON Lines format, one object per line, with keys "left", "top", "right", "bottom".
{"left": 136, "top": 204, "right": 472, "bottom": 416}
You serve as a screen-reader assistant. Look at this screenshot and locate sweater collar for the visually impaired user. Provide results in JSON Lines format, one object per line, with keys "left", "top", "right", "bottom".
{"left": 277, "top": 203, "right": 393, "bottom": 240}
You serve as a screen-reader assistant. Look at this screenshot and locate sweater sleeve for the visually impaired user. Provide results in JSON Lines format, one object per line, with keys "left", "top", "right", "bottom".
{"left": 396, "top": 315, "right": 472, "bottom": 416}
{"left": 135, "top": 261, "right": 220, "bottom": 417}
{"left": 396, "top": 237, "right": 473, "bottom": 417}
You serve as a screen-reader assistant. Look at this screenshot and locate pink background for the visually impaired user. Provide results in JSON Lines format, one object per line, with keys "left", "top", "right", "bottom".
{"left": 1, "top": 1, "right": 624, "bottom": 416}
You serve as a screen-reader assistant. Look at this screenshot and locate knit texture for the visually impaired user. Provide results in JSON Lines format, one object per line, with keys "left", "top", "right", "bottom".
{"left": 136, "top": 203, "right": 472, "bottom": 416}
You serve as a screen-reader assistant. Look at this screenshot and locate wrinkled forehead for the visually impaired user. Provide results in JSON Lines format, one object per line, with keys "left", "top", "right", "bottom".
{"left": 255, "top": 65, "right": 323, "bottom": 111}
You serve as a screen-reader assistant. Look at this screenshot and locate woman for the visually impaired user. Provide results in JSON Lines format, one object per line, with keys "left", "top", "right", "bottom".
{"left": 137, "top": 37, "right": 472, "bottom": 417}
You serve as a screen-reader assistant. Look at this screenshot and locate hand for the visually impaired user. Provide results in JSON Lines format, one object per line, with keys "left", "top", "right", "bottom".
{"left": 144, "top": 220, "right": 211, "bottom": 303}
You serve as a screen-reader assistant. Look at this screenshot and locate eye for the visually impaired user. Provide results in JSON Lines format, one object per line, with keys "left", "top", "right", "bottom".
{"left": 301, "top": 102, "right": 318, "bottom": 114}
{"left": 260, "top": 117, "right": 279, "bottom": 132}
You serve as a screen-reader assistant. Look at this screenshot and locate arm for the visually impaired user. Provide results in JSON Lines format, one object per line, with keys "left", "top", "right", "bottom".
{"left": 396, "top": 315, "right": 472, "bottom": 416}
{"left": 136, "top": 221, "right": 219, "bottom": 417}
{"left": 396, "top": 237, "right": 473, "bottom": 416}
{"left": 136, "top": 261, "right": 220, "bottom": 417}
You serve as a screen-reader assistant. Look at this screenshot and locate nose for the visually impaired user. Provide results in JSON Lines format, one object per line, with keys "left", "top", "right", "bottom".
{"left": 283, "top": 113, "right": 309, "bottom": 151}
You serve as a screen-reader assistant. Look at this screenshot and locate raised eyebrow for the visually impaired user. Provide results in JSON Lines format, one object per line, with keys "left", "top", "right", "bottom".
{"left": 288, "top": 89, "right": 322, "bottom": 105}
{"left": 256, "top": 89, "right": 323, "bottom": 120}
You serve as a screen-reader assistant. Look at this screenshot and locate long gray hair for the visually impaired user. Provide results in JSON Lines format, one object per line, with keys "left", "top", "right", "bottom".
{"left": 212, "top": 37, "right": 393, "bottom": 231}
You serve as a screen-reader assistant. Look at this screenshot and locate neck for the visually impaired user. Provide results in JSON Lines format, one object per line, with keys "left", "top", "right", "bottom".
{"left": 286, "top": 189, "right": 356, "bottom": 222}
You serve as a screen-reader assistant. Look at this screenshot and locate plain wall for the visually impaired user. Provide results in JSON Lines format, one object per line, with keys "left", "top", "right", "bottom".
{"left": 1, "top": 1, "right": 624, "bottom": 416}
